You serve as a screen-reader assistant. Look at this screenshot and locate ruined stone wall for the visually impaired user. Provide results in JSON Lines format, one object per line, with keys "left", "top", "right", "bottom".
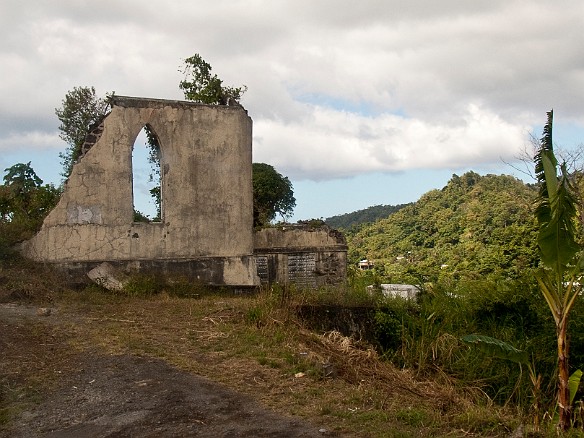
{"left": 254, "top": 225, "right": 347, "bottom": 288}
{"left": 21, "top": 96, "right": 258, "bottom": 287}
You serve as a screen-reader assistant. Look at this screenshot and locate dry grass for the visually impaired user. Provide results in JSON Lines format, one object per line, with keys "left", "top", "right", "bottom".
{"left": 0, "top": 262, "right": 534, "bottom": 437}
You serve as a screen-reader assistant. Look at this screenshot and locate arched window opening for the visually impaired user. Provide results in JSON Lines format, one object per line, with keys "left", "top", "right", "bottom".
{"left": 132, "top": 125, "right": 161, "bottom": 222}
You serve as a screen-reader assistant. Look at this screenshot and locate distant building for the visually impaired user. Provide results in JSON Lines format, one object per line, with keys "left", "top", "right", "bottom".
{"left": 367, "top": 284, "right": 421, "bottom": 300}
{"left": 358, "top": 259, "right": 375, "bottom": 270}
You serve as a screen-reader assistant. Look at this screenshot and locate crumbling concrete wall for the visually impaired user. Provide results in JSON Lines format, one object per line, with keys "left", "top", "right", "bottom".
{"left": 21, "top": 96, "right": 259, "bottom": 287}
{"left": 254, "top": 224, "right": 347, "bottom": 288}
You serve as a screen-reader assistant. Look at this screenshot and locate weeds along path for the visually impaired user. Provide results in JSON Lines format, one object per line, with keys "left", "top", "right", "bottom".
{"left": 0, "top": 284, "right": 519, "bottom": 437}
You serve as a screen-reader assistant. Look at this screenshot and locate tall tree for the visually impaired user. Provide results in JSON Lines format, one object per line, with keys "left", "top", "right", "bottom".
{"left": 55, "top": 86, "right": 111, "bottom": 178}
{"left": 179, "top": 54, "right": 247, "bottom": 105}
{"left": 534, "top": 110, "right": 582, "bottom": 431}
{"left": 252, "top": 163, "right": 296, "bottom": 226}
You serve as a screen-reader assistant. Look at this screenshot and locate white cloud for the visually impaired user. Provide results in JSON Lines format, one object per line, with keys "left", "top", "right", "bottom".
{"left": 0, "top": 131, "right": 61, "bottom": 152}
{"left": 254, "top": 103, "right": 526, "bottom": 180}
{"left": 0, "top": 0, "right": 582, "bottom": 184}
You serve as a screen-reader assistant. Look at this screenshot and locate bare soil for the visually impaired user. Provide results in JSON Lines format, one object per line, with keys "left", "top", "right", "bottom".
{"left": 0, "top": 303, "right": 335, "bottom": 438}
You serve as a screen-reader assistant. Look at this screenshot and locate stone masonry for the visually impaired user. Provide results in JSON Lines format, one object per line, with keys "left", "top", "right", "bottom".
{"left": 20, "top": 96, "right": 259, "bottom": 287}
{"left": 254, "top": 224, "right": 347, "bottom": 288}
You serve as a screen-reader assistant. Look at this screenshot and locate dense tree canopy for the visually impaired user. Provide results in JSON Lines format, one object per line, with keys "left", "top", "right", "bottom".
{"left": 0, "top": 162, "right": 60, "bottom": 244}
{"left": 252, "top": 163, "right": 296, "bottom": 226}
{"left": 346, "top": 172, "right": 539, "bottom": 283}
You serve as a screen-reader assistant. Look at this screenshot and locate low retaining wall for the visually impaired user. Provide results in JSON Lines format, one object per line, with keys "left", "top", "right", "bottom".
{"left": 254, "top": 224, "right": 347, "bottom": 288}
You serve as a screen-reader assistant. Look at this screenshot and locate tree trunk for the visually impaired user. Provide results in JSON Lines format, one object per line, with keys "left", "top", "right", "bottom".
{"left": 557, "top": 318, "right": 571, "bottom": 431}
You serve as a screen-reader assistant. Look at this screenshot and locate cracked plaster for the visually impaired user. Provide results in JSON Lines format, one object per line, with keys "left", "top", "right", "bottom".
{"left": 20, "top": 96, "right": 259, "bottom": 287}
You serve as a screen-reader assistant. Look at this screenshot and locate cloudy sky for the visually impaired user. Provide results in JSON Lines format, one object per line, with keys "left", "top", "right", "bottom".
{"left": 1, "top": 1, "right": 583, "bottom": 220}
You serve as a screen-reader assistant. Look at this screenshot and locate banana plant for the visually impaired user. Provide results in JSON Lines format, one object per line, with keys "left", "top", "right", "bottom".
{"left": 534, "top": 110, "right": 583, "bottom": 431}
{"left": 461, "top": 334, "right": 540, "bottom": 424}
{"left": 460, "top": 334, "right": 529, "bottom": 365}
{"left": 461, "top": 334, "right": 583, "bottom": 431}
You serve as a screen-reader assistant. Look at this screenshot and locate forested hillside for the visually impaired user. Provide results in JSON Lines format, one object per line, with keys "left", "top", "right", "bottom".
{"left": 325, "top": 203, "right": 410, "bottom": 230}
{"left": 346, "top": 171, "right": 539, "bottom": 283}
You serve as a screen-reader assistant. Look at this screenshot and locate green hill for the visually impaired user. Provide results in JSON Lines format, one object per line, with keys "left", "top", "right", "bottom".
{"left": 325, "top": 203, "right": 410, "bottom": 230}
{"left": 346, "top": 171, "right": 539, "bottom": 283}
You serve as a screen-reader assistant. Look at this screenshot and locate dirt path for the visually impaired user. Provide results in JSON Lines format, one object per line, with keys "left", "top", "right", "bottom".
{"left": 0, "top": 303, "right": 337, "bottom": 438}
{"left": 8, "top": 354, "right": 331, "bottom": 438}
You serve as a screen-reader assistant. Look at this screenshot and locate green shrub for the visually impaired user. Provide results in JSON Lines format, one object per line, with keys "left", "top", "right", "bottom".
{"left": 372, "top": 273, "right": 562, "bottom": 411}
{"left": 122, "top": 275, "right": 163, "bottom": 297}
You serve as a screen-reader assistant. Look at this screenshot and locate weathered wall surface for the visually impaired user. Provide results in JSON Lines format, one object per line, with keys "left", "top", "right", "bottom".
{"left": 254, "top": 225, "right": 347, "bottom": 288}
{"left": 21, "top": 96, "right": 258, "bottom": 287}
